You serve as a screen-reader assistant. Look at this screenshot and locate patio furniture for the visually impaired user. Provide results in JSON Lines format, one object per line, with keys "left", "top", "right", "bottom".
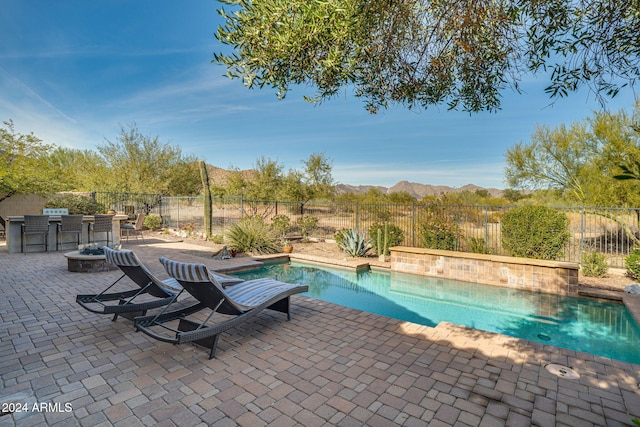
{"left": 89, "top": 214, "right": 113, "bottom": 247}
{"left": 124, "top": 205, "right": 135, "bottom": 220}
{"left": 76, "top": 247, "right": 182, "bottom": 321}
{"left": 76, "top": 247, "right": 244, "bottom": 321}
{"left": 134, "top": 256, "right": 308, "bottom": 359}
{"left": 57, "top": 214, "right": 84, "bottom": 250}
{"left": 21, "top": 215, "right": 50, "bottom": 253}
{"left": 121, "top": 213, "right": 145, "bottom": 242}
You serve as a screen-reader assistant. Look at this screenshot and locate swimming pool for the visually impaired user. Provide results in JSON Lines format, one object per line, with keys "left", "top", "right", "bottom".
{"left": 233, "top": 261, "right": 640, "bottom": 365}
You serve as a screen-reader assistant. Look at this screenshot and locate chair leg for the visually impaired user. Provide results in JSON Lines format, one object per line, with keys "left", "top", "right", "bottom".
{"left": 208, "top": 335, "right": 220, "bottom": 360}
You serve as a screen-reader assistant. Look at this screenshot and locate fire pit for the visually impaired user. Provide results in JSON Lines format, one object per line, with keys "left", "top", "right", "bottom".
{"left": 64, "top": 244, "right": 117, "bottom": 273}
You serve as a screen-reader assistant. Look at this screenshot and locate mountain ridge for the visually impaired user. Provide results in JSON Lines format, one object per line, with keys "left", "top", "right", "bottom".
{"left": 206, "top": 165, "right": 503, "bottom": 198}
{"left": 336, "top": 180, "right": 504, "bottom": 198}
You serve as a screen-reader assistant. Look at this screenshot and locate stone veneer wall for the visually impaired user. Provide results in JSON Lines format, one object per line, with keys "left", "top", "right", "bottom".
{"left": 390, "top": 246, "right": 579, "bottom": 296}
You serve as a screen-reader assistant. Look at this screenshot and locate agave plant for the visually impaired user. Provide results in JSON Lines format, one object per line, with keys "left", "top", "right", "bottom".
{"left": 336, "top": 229, "right": 371, "bottom": 257}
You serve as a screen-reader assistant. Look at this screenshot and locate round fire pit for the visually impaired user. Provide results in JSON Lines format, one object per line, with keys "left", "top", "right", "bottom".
{"left": 64, "top": 251, "right": 117, "bottom": 273}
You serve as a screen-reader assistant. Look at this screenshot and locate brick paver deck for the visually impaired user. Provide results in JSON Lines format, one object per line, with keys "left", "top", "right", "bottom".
{"left": 1, "top": 238, "right": 639, "bottom": 426}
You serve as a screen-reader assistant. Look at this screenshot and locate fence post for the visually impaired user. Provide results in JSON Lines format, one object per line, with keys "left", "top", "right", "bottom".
{"left": 580, "top": 207, "right": 585, "bottom": 258}
{"left": 355, "top": 202, "right": 359, "bottom": 233}
{"left": 484, "top": 205, "right": 489, "bottom": 248}
{"left": 176, "top": 198, "right": 180, "bottom": 230}
{"left": 411, "top": 203, "right": 415, "bottom": 247}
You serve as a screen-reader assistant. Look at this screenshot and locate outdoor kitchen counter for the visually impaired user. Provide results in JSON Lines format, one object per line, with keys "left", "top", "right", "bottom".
{"left": 5, "top": 214, "right": 127, "bottom": 253}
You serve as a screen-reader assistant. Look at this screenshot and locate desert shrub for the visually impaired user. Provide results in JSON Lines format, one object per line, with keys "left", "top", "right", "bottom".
{"left": 143, "top": 214, "right": 162, "bottom": 230}
{"left": 420, "top": 213, "right": 459, "bottom": 250}
{"left": 625, "top": 248, "right": 640, "bottom": 280}
{"left": 336, "top": 229, "right": 371, "bottom": 257}
{"left": 45, "top": 194, "right": 105, "bottom": 215}
{"left": 501, "top": 206, "right": 570, "bottom": 260}
{"left": 210, "top": 234, "right": 224, "bottom": 244}
{"left": 272, "top": 214, "right": 291, "bottom": 242}
{"left": 226, "top": 216, "right": 279, "bottom": 254}
{"left": 369, "top": 222, "right": 404, "bottom": 255}
{"left": 467, "top": 237, "right": 491, "bottom": 254}
{"left": 334, "top": 228, "right": 349, "bottom": 247}
{"left": 297, "top": 214, "right": 319, "bottom": 242}
{"left": 581, "top": 251, "right": 609, "bottom": 278}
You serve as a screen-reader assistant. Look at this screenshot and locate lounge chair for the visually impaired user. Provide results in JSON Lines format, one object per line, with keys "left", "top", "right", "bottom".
{"left": 134, "top": 256, "right": 308, "bottom": 359}
{"left": 76, "top": 247, "right": 242, "bottom": 321}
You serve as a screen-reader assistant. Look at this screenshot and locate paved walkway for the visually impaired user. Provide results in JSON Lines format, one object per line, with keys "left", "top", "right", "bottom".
{"left": 1, "top": 239, "right": 639, "bottom": 426}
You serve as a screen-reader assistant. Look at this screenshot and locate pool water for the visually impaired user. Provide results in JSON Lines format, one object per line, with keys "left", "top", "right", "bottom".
{"left": 233, "top": 261, "right": 640, "bottom": 365}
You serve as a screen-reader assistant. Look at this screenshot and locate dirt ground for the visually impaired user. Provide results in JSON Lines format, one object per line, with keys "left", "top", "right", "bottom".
{"left": 148, "top": 231, "right": 637, "bottom": 292}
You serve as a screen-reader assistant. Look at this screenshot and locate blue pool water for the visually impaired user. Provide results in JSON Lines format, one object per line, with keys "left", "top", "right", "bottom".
{"left": 233, "top": 261, "right": 640, "bottom": 364}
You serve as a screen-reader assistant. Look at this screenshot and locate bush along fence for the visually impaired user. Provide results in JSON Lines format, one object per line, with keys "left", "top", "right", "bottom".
{"left": 154, "top": 195, "right": 640, "bottom": 269}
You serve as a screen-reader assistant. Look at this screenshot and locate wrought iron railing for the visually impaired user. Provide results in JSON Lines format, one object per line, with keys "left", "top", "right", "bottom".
{"left": 153, "top": 194, "right": 640, "bottom": 268}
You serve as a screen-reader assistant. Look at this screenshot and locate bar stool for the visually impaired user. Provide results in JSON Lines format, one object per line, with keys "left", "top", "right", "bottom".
{"left": 89, "top": 214, "right": 114, "bottom": 247}
{"left": 57, "top": 214, "right": 84, "bottom": 250}
{"left": 21, "top": 215, "right": 50, "bottom": 253}
{"left": 121, "top": 213, "right": 145, "bottom": 242}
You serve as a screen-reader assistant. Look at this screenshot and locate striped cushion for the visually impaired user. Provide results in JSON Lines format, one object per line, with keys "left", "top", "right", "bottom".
{"left": 224, "top": 278, "right": 302, "bottom": 309}
{"left": 160, "top": 256, "right": 303, "bottom": 310}
{"left": 104, "top": 246, "right": 140, "bottom": 267}
{"left": 159, "top": 256, "right": 224, "bottom": 290}
{"left": 105, "top": 247, "right": 181, "bottom": 295}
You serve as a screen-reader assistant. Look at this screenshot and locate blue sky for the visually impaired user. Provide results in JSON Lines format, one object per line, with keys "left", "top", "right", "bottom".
{"left": 1, "top": 1, "right": 638, "bottom": 190}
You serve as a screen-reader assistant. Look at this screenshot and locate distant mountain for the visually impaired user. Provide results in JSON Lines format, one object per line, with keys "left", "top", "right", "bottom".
{"left": 333, "top": 184, "right": 388, "bottom": 195}
{"left": 205, "top": 165, "right": 254, "bottom": 186}
{"left": 337, "top": 180, "right": 504, "bottom": 198}
{"left": 206, "top": 164, "right": 503, "bottom": 198}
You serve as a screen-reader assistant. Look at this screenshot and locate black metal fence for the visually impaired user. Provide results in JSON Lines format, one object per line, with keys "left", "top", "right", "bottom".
{"left": 93, "top": 191, "right": 163, "bottom": 219}
{"left": 157, "top": 196, "right": 640, "bottom": 268}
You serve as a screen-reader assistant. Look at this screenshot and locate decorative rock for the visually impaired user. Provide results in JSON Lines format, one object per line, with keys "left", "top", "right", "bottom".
{"left": 212, "top": 245, "right": 231, "bottom": 260}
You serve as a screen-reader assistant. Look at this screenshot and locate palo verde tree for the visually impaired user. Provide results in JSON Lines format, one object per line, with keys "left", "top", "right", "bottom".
{"left": 214, "top": 0, "right": 640, "bottom": 113}
{"left": 278, "top": 152, "right": 335, "bottom": 203}
{"left": 0, "top": 120, "right": 68, "bottom": 226}
{"left": 221, "top": 153, "right": 336, "bottom": 203}
{"left": 505, "top": 103, "right": 640, "bottom": 207}
{"left": 243, "top": 156, "right": 284, "bottom": 200}
{"left": 98, "top": 123, "right": 201, "bottom": 196}
{"left": 302, "top": 152, "right": 335, "bottom": 201}
{"left": 48, "top": 147, "right": 111, "bottom": 192}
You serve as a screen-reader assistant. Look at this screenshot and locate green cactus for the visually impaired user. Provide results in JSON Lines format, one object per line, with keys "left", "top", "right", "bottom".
{"left": 383, "top": 222, "right": 389, "bottom": 256}
{"left": 199, "top": 160, "right": 212, "bottom": 239}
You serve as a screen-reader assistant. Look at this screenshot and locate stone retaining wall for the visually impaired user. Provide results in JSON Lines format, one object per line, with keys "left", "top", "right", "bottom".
{"left": 390, "top": 246, "right": 579, "bottom": 295}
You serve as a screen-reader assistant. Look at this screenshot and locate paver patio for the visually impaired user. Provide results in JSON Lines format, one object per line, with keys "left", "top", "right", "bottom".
{"left": 1, "top": 238, "right": 639, "bottom": 426}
